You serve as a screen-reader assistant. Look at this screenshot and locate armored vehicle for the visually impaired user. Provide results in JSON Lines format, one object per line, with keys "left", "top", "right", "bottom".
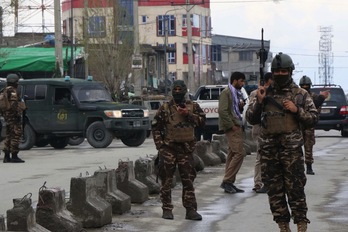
{"left": 2, "top": 78, "right": 150, "bottom": 149}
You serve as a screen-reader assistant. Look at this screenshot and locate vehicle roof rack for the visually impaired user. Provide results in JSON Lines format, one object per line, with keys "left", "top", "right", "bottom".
{"left": 312, "top": 84, "right": 342, "bottom": 88}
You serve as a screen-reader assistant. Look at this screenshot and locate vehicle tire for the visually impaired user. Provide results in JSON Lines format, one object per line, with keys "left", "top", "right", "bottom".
{"left": 121, "top": 130, "right": 147, "bottom": 147}
{"left": 341, "top": 130, "right": 348, "bottom": 137}
{"left": 35, "top": 137, "right": 49, "bottom": 147}
{"left": 50, "top": 137, "right": 69, "bottom": 149}
{"left": 19, "top": 124, "right": 36, "bottom": 150}
{"left": 86, "top": 121, "right": 113, "bottom": 148}
{"left": 68, "top": 136, "right": 85, "bottom": 146}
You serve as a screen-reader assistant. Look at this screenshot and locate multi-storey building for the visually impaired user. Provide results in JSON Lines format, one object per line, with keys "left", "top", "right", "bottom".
{"left": 61, "top": 0, "right": 212, "bottom": 93}
{"left": 211, "top": 34, "right": 272, "bottom": 92}
{"left": 138, "top": 0, "right": 212, "bottom": 92}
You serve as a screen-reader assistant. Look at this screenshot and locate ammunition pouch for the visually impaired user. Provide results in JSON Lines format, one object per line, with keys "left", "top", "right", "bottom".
{"left": 165, "top": 124, "right": 195, "bottom": 142}
{"left": 164, "top": 103, "right": 195, "bottom": 142}
{"left": 261, "top": 111, "right": 299, "bottom": 135}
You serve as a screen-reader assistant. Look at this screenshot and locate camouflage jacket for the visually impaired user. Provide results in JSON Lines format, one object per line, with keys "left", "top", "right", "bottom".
{"left": 3, "top": 86, "right": 25, "bottom": 120}
{"left": 151, "top": 99, "right": 205, "bottom": 152}
{"left": 246, "top": 82, "right": 318, "bottom": 146}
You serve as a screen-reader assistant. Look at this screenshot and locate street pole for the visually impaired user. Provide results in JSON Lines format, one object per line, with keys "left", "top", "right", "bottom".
{"left": 133, "top": 0, "right": 142, "bottom": 96}
{"left": 83, "top": 0, "right": 89, "bottom": 79}
{"left": 164, "top": 15, "right": 168, "bottom": 95}
{"left": 70, "top": 0, "right": 74, "bottom": 78}
{"left": 186, "top": 0, "right": 194, "bottom": 93}
{"left": 54, "top": 0, "right": 63, "bottom": 77}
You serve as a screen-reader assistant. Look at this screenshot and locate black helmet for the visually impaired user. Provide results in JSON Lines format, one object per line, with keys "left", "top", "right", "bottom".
{"left": 6, "top": 73, "right": 20, "bottom": 83}
{"left": 299, "top": 75, "right": 312, "bottom": 86}
{"left": 271, "top": 53, "right": 295, "bottom": 72}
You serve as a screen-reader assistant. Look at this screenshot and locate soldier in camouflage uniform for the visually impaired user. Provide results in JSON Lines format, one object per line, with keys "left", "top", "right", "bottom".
{"left": 299, "top": 75, "right": 329, "bottom": 175}
{"left": 152, "top": 80, "right": 205, "bottom": 221}
{"left": 246, "top": 53, "right": 318, "bottom": 232}
{"left": 2, "top": 74, "right": 26, "bottom": 163}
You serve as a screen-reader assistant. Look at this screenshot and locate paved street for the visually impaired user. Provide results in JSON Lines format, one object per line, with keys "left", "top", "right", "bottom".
{"left": 0, "top": 130, "right": 347, "bottom": 231}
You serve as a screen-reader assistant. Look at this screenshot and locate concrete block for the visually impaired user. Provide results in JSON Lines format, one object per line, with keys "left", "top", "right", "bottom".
{"left": 134, "top": 157, "right": 161, "bottom": 194}
{"left": 193, "top": 153, "right": 205, "bottom": 171}
{"left": 116, "top": 160, "right": 149, "bottom": 203}
{"left": 94, "top": 168, "right": 131, "bottom": 215}
{"left": 7, "top": 194, "right": 50, "bottom": 232}
{"left": 212, "top": 134, "right": 228, "bottom": 154}
{"left": 36, "top": 187, "right": 82, "bottom": 232}
{"left": 211, "top": 140, "right": 227, "bottom": 163}
{"left": 67, "top": 175, "right": 112, "bottom": 228}
{"left": 194, "top": 140, "right": 221, "bottom": 166}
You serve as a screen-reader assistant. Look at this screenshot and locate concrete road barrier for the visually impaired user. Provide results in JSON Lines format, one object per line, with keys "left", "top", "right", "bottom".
{"left": 67, "top": 174, "right": 112, "bottom": 228}
{"left": 194, "top": 141, "right": 221, "bottom": 166}
{"left": 94, "top": 168, "right": 131, "bottom": 215}
{"left": 134, "top": 157, "right": 161, "bottom": 194}
{"left": 116, "top": 160, "right": 149, "bottom": 203}
{"left": 36, "top": 187, "right": 83, "bottom": 232}
{"left": 7, "top": 194, "right": 50, "bottom": 232}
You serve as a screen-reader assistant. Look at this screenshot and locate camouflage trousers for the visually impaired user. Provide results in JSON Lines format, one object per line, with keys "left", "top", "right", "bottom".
{"left": 4, "top": 119, "right": 22, "bottom": 154}
{"left": 158, "top": 145, "right": 197, "bottom": 211}
{"left": 260, "top": 142, "right": 309, "bottom": 224}
{"left": 303, "top": 128, "right": 315, "bottom": 164}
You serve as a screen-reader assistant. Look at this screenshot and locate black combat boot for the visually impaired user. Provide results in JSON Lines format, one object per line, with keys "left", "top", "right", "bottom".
{"left": 3, "top": 151, "right": 11, "bottom": 163}
{"left": 162, "top": 210, "right": 174, "bottom": 220}
{"left": 11, "top": 152, "right": 25, "bottom": 163}
{"left": 185, "top": 209, "right": 202, "bottom": 221}
{"left": 306, "top": 163, "right": 315, "bottom": 175}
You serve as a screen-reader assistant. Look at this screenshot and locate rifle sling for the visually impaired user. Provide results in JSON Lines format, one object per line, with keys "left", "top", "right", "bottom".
{"left": 264, "top": 96, "right": 284, "bottom": 111}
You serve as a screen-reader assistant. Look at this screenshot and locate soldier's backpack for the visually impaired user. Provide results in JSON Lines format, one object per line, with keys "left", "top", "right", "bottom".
{"left": 0, "top": 87, "right": 10, "bottom": 112}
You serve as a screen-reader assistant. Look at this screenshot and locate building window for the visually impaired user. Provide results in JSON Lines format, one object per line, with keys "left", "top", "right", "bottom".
{"left": 168, "top": 44, "right": 176, "bottom": 64}
{"left": 142, "top": 15, "right": 147, "bottom": 23}
{"left": 157, "top": 15, "right": 175, "bottom": 36}
{"left": 239, "top": 51, "right": 253, "bottom": 61}
{"left": 202, "top": 44, "right": 206, "bottom": 64}
{"left": 88, "top": 16, "right": 106, "bottom": 38}
{"left": 182, "top": 14, "right": 199, "bottom": 27}
{"left": 211, "top": 45, "right": 221, "bottom": 62}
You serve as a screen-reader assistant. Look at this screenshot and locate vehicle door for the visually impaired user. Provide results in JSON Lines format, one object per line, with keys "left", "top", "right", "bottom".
{"left": 51, "top": 87, "right": 79, "bottom": 131}
{"left": 21, "top": 84, "right": 51, "bottom": 132}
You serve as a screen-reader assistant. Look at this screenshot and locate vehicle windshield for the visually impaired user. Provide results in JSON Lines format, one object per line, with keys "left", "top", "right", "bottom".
{"left": 72, "top": 84, "right": 113, "bottom": 103}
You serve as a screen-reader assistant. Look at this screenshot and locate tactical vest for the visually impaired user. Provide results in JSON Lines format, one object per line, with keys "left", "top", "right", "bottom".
{"left": 262, "top": 95, "right": 299, "bottom": 135}
{"left": 164, "top": 102, "right": 195, "bottom": 142}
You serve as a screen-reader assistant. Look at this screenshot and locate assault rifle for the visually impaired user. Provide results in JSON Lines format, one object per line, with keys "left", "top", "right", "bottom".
{"left": 258, "top": 28, "right": 268, "bottom": 87}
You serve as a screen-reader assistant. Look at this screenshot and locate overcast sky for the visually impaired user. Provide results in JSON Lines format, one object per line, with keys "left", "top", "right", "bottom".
{"left": 3, "top": 0, "right": 348, "bottom": 92}
{"left": 211, "top": 0, "right": 348, "bottom": 92}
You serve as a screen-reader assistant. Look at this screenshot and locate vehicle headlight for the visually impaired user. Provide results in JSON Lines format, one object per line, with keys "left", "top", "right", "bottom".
{"left": 104, "top": 110, "right": 122, "bottom": 118}
{"left": 143, "top": 109, "right": 149, "bottom": 118}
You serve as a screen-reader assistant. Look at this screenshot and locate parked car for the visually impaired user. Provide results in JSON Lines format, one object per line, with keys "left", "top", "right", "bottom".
{"left": 129, "top": 94, "right": 170, "bottom": 137}
{"left": 311, "top": 84, "right": 348, "bottom": 137}
{"left": 0, "top": 78, "right": 150, "bottom": 149}
{"left": 193, "top": 85, "right": 249, "bottom": 141}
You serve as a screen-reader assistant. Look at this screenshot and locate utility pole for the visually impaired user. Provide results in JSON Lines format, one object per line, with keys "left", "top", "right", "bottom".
{"left": 186, "top": 0, "right": 194, "bottom": 93}
{"left": 164, "top": 15, "right": 169, "bottom": 95}
{"left": 133, "top": 0, "right": 142, "bottom": 96}
{"left": 54, "top": 0, "right": 63, "bottom": 77}
{"left": 83, "top": 0, "right": 89, "bottom": 79}
{"left": 70, "top": 0, "right": 74, "bottom": 78}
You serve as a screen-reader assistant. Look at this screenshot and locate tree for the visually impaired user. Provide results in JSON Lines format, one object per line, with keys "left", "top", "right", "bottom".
{"left": 76, "top": 0, "right": 134, "bottom": 100}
